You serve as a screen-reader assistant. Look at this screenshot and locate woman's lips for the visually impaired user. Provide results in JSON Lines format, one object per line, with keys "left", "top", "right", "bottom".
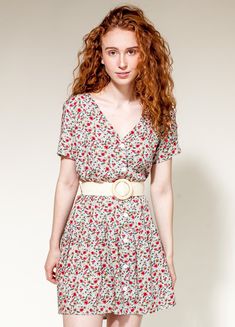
{"left": 115, "top": 72, "right": 130, "bottom": 78}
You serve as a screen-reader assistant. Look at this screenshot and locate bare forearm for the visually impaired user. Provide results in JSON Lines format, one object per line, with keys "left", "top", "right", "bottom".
{"left": 49, "top": 180, "right": 79, "bottom": 250}
{"left": 150, "top": 188, "right": 174, "bottom": 259}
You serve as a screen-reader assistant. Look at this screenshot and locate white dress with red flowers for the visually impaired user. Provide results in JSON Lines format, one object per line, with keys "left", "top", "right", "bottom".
{"left": 55, "top": 92, "right": 181, "bottom": 319}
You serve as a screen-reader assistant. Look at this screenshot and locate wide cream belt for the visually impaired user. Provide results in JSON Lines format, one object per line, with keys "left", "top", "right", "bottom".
{"left": 80, "top": 179, "right": 145, "bottom": 200}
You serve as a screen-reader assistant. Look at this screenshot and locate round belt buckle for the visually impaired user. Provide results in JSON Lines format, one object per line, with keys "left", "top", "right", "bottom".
{"left": 112, "top": 179, "right": 133, "bottom": 200}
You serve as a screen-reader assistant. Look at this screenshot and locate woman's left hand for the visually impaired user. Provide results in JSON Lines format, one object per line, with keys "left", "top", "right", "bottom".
{"left": 166, "top": 256, "right": 177, "bottom": 288}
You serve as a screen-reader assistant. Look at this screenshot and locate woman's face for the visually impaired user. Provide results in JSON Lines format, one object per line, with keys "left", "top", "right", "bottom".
{"left": 101, "top": 28, "right": 140, "bottom": 86}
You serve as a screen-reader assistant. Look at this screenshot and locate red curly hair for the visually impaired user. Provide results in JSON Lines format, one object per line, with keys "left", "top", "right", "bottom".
{"left": 68, "top": 4, "right": 178, "bottom": 139}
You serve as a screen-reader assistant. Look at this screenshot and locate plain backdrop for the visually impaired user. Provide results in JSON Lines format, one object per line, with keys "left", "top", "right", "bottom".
{"left": 0, "top": 0, "right": 234, "bottom": 326}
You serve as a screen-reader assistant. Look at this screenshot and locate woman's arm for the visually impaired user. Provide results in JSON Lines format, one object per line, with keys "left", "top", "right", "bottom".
{"left": 45, "top": 157, "right": 79, "bottom": 284}
{"left": 150, "top": 159, "right": 174, "bottom": 260}
{"left": 49, "top": 157, "right": 80, "bottom": 251}
{"left": 45, "top": 96, "right": 81, "bottom": 284}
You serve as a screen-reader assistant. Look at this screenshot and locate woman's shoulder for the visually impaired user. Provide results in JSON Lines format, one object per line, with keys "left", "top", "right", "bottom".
{"left": 64, "top": 92, "right": 88, "bottom": 106}
{"left": 62, "top": 93, "right": 91, "bottom": 120}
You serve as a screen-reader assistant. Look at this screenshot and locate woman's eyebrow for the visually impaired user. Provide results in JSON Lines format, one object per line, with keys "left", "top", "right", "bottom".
{"left": 105, "top": 46, "right": 139, "bottom": 50}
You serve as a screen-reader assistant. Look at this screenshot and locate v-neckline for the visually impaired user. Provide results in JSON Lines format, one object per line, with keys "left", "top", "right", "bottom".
{"left": 87, "top": 92, "right": 143, "bottom": 142}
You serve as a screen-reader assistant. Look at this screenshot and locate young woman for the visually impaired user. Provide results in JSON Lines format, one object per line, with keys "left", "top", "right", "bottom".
{"left": 44, "top": 4, "right": 182, "bottom": 327}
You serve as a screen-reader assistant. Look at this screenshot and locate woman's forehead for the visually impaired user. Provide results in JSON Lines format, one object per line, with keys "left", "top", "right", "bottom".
{"left": 101, "top": 28, "right": 138, "bottom": 48}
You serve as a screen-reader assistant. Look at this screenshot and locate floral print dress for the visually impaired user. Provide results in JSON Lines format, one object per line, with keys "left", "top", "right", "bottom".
{"left": 55, "top": 92, "right": 182, "bottom": 319}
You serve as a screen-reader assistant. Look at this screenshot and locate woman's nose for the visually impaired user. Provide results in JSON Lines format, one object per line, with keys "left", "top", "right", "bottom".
{"left": 118, "top": 54, "right": 127, "bottom": 69}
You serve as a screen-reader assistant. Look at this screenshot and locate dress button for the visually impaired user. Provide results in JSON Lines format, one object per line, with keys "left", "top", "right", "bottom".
{"left": 123, "top": 264, "right": 129, "bottom": 269}
{"left": 121, "top": 166, "right": 127, "bottom": 172}
{"left": 120, "top": 143, "right": 125, "bottom": 149}
{"left": 123, "top": 212, "right": 128, "bottom": 217}
{"left": 123, "top": 286, "right": 128, "bottom": 291}
{"left": 123, "top": 237, "right": 129, "bottom": 243}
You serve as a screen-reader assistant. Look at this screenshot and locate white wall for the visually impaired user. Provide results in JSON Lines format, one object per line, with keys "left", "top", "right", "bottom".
{"left": 0, "top": 0, "right": 234, "bottom": 326}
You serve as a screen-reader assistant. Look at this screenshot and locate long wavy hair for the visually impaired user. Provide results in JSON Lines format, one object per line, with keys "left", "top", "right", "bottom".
{"left": 68, "top": 4, "right": 177, "bottom": 139}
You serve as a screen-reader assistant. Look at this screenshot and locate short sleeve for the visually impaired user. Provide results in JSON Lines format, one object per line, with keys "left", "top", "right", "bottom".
{"left": 152, "top": 110, "right": 182, "bottom": 164}
{"left": 56, "top": 99, "right": 77, "bottom": 161}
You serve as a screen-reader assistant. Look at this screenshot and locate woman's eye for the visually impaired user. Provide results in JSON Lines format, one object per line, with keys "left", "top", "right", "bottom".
{"left": 107, "top": 49, "right": 138, "bottom": 56}
{"left": 128, "top": 49, "right": 137, "bottom": 55}
{"left": 108, "top": 50, "right": 117, "bottom": 56}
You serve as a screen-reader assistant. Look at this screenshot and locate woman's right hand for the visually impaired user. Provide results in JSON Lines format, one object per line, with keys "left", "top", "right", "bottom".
{"left": 44, "top": 248, "right": 61, "bottom": 285}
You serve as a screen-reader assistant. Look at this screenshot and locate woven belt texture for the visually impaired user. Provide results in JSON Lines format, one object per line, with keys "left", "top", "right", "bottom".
{"left": 80, "top": 179, "right": 145, "bottom": 200}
